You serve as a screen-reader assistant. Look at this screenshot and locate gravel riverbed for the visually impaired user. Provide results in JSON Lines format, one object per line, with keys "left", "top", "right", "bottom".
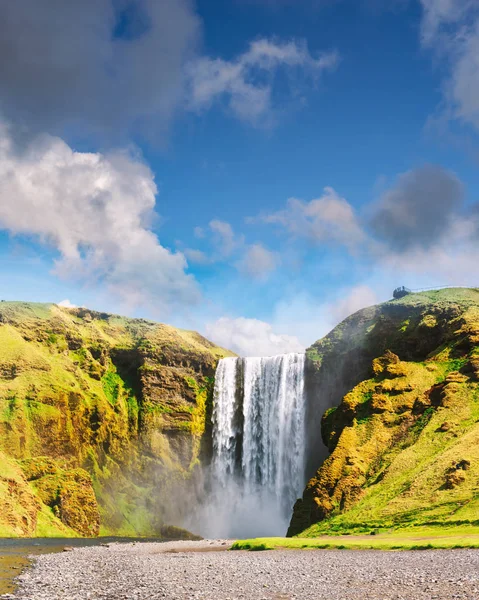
{"left": 5, "top": 540, "right": 479, "bottom": 600}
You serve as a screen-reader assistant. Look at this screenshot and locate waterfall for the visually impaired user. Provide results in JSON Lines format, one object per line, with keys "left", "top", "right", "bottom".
{"left": 206, "top": 353, "right": 306, "bottom": 538}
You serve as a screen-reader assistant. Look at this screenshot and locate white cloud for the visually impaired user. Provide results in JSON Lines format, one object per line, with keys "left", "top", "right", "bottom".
{"left": 420, "top": 0, "right": 479, "bottom": 133}
{"left": 420, "top": 0, "right": 474, "bottom": 44}
{"left": 57, "top": 299, "right": 78, "bottom": 309}
{"left": 184, "top": 248, "right": 211, "bottom": 265}
{"left": 0, "top": 123, "right": 198, "bottom": 312}
{"left": 330, "top": 284, "right": 378, "bottom": 323}
{"left": 185, "top": 38, "right": 339, "bottom": 125}
{"left": 188, "top": 220, "right": 277, "bottom": 280}
{"left": 236, "top": 243, "right": 278, "bottom": 280}
{"left": 209, "top": 220, "right": 241, "bottom": 257}
{"left": 204, "top": 316, "right": 305, "bottom": 357}
{"left": 187, "top": 219, "right": 246, "bottom": 265}
{"left": 255, "top": 187, "right": 365, "bottom": 250}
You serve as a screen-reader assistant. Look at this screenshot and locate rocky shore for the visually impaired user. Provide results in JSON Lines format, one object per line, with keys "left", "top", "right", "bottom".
{"left": 5, "top": 540, "right": 479, "bottom": 599}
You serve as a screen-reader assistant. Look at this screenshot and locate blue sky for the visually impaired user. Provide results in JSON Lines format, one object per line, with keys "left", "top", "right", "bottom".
{"left": 0, "top": 0, "right": 478, "bottom": 355}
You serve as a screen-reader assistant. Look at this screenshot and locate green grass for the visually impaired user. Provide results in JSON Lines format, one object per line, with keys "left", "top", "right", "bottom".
{"left": 232, "top": 525, "right": 479, "bottom": 551}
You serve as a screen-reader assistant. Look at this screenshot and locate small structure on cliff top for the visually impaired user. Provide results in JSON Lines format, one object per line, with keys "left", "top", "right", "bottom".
{"left": 393, "top": 286, "right": 412, "bottom": 299}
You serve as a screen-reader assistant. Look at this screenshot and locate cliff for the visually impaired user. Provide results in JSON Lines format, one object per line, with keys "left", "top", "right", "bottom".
{"left": 0, "top": 301, "right": 233, "bottom": 537}
{"left": 290, "top": 288, "right": 479, "bottom": 536}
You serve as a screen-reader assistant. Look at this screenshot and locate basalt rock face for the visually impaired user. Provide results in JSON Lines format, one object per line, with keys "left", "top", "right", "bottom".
{"left": 0, "top": 301, "right": 233, "bottom": 537}
{"left": 292, "top": 288, "right": 479, "bottom": 537}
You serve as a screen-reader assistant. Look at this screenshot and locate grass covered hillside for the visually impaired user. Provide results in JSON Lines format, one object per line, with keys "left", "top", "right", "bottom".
{"left": 290, "top": 288, "right": 479, "bottom": 537}
{"left": 0, "top": 301, "right": 233, "bottom": 538}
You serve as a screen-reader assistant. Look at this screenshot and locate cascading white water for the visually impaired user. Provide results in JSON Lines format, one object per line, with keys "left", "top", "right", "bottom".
{"left": 206, "top": 353, "right": 306, "bottom": 538}
{"left": 211, "top": 357, "right": 242, "bottom": 481}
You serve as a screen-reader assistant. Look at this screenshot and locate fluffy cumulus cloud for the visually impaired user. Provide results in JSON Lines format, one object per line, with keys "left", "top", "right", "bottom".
{"left": 420, "top": 0, "right": 479, "bottom": 133}
{"left": 254, "top": 186, "right": 365, "bottom": 249}
{"left": 185, "top": 38, "right": 339, "bottom": 125}
{"left": 0, "top": 0, "right": 199, "bottom": 140}
{"left": 0, "top": 123, "right": 198, "bottom": 311}
{"left": 205, "top": 317, "right": 305, "bottom": 357}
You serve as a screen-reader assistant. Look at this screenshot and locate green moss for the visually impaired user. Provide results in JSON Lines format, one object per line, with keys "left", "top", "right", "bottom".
{"left": 292, "top": 288, "right": 479, "bottom": 537}
{"left": 102, "top": 367, "right": 122, "bottom": 405}
{"left": 0, "top": 300, "right": 232, "bottom": 538}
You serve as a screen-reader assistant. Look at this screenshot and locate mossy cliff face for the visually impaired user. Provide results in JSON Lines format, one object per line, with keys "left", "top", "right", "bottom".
{"left": 291, "top": 288, "right": 479, "bottom": 536}
{"left": 0, "top": 301, "right": 233, "bottom": 537}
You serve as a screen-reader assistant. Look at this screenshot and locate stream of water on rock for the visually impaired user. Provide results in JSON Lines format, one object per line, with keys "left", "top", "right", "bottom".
{"left": 202, "top": 353, "right": 307, "bottom": 538}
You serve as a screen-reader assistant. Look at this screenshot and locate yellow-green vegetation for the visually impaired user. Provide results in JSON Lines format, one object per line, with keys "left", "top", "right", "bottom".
{"left": 233, "top": 525, "right": 479, "bottom": 551}
{"left": 291, "top": 288, "right": 479, "bottom": 540}
{"left": 0, "top": 301, "right": 233, "bottom": 537}
{"left": 0, "top": 450, "right": 78, "bottom": 537}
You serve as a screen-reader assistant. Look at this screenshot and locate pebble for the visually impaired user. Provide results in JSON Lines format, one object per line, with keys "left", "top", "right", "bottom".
{"left": 7, "top": 540, "right": 479, "bottom": 599}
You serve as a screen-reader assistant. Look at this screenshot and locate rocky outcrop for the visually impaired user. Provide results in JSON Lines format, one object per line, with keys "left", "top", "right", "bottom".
{"left": 292, "top": 288, "right": 479, "bottom": 536}
{"left": 0, "top": 301, "right": 233, "bottom": 537}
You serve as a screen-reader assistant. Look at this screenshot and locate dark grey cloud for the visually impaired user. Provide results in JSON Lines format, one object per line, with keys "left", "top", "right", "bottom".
{"left": 370, "top": 164, "right": 464, "bottom": 253}
{"left": 0, "top": 0, "right": 200, "bottom": 140}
